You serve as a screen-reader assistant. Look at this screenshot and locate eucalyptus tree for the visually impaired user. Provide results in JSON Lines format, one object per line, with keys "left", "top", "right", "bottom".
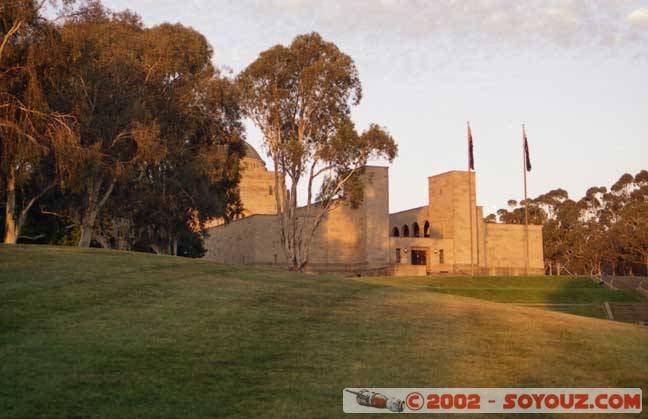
{"left": 489, "top": 170, "right": 648, "bottom": 276}
{"left": 123, "top": 23, "right": 245, "bottom": 254}
{"left": 55, "top": 4, "right": 164, "bottom": 247}
{"left": 1, "top": 0, "right": 77, "bottom": 243}
{"left": 238, "top": 32, "right": 397, "bottom": 271}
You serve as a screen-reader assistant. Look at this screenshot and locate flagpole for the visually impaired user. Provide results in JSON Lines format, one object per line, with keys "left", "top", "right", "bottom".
{"left": 468, "top": 121, "right": 474, "bottom": 277}
{"left": 523, "top": 124, "right": 529, "bottom": 276}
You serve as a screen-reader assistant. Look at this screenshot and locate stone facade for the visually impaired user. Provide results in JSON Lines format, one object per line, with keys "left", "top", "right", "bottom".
{"left": 205, "top": 142, "right": 277, "bottom": 229}
{"left": 204, "top": 144, "right": 544, "bottom": 276}
{"left": 389, "top": 170, "right": 544, "bottom": 276}
{"left": 204, "top": 166, "right": 391, "bottom": 274}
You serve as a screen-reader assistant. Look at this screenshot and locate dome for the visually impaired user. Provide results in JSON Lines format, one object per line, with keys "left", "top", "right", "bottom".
{"left": 243, "top": 141, "right": 263, "bottom": 161}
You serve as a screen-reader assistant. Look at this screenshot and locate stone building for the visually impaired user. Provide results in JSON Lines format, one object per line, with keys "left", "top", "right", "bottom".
{"left": 204, "top": 142, "right": 544, "bottom": 276}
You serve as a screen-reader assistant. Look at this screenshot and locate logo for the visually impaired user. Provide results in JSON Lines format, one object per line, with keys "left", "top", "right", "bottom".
{"left": 406, "top": 392, "right": 424, "bottom": 411}
{"left": 343, "top": 388, "right": 642, "bottom": 414}
{"left": 344, "top": 389, "right": 404, "bottom": 413}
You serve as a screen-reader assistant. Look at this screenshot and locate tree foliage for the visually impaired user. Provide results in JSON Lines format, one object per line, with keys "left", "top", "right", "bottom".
{"left": 238, "top": 32, "right": 397, "bottom": 271}
{"left": 1, "top": 0, "right": 78, "bottom": 244}
{"left": 489, "top": 170, "right": 648, "bottom": 276}
{"left": 1, "top": 1, "right": 244, "bottom": 255}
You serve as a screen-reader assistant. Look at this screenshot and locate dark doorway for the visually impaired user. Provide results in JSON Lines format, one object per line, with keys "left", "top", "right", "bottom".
{"left": 439, "top": 249, "right": 445, "bottom": 264}
{"left": 411, "top": 249, "right": 427, "bottom": 265}
{"left": 402, "top": 225, "right": 410, "bottom": 237}
{"left": 392, "top": 226, "right": 400, "bottom": 237}
{"left": 413, "top": 222, "right": 420, "bottom": 237}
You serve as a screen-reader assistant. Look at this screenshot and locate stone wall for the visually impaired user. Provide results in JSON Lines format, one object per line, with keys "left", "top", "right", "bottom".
{"left": 205, "top": 166, "right": 390, "bottom": 274}
{"left": 203, "top": 215, "right": 264, "bottom": 264}
{"left": 484, "top": 223, "right": 544, "bottom": 275}
{"left": 389, "top": 206, "right": 430, "bottom": 238}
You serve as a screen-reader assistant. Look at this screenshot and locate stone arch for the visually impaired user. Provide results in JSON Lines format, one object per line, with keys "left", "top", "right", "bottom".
{"left": 424, "top": 221, "right": 430, "bottom": 237}
{"left": 412, "top": 222, "right": 420, "bottom": 237}
{"left": 392, "top": 226, "right": 400, "bottom": 237}
{"left": 402, "top": 224, "right": 410, "bottom": 237}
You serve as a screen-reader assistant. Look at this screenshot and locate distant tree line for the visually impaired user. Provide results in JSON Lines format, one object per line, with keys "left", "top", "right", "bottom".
{"left": 488, "top": 170, "right": 648, "bottom": 276}
{"left": 1, "top": 0, "right": 245, "bottom": 256}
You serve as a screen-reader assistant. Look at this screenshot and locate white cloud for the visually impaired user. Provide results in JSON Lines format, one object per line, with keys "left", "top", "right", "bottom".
{"left": 252, "top": 0, "right": 647, "bottom": 48}
{"left": 626, "top": 7, "right": 648, "bottom": 27}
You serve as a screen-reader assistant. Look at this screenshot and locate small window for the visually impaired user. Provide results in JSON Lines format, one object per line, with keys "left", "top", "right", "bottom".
{"left": 439, "top": 249, "right": 444, "bottom": 264}
{"left": 402, "top": 225, "right": 410, "bottom": 237}
{"left": 268, "top": 185, "right": 273, "bottom": 195}
{"left": 392, "top": 227, "right": 400, "bottom": 237}
{"left": 424, "top": 221, "right": 430, "bottom": 237}
{"left": 395, "top": 248, "right": 401, "bottom": 263}
{"left": 413, "top": 222, "right": 420, "bottom": 237}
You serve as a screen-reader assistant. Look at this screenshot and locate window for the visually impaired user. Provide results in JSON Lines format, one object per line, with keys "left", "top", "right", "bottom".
{"left": 412, "top": 222, "right": 420, "bottom": 237}
{"left": 424, "top": 221, "right": 430, "bottom": 237}
{"left": 402, "top": 225, "right": 410, "bottom": 237}
{"left": 392, "top": 226, "right": 400, "bottom": 237}
{"left": 268, "top": 185, "right": 273, "bottom": 195}
{"left": 411, "top": 249, "right": 426, "bottom": 265}
{"left": 439, "top": 249, "right": 445, "bottom": 264}
{"left": 395, "top": 248, "right": 401, "bottom": 263}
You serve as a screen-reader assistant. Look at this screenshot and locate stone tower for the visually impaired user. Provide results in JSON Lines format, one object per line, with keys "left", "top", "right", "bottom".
{"left": 427, "top": 171, "right": 480, "bottom": 272}
{"left": 362, "top": 166, "right": 390, "bottom": 269}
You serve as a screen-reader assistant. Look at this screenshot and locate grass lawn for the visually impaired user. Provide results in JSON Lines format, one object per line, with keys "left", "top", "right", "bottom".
{"left": 1, "top": 245, "right": 647, "bottom": 418}
{"left": 360, "top": 276, "right": 646, "bottom": 319}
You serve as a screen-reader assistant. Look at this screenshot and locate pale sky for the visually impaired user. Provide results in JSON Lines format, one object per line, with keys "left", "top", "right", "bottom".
{"left": 103, "top": 0, "right": 648, "bottom": 215}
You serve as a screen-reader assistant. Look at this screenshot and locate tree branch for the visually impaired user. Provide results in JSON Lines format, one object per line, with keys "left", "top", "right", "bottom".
{"left": 0, "top": 20, "right": 22, "bottom": 60}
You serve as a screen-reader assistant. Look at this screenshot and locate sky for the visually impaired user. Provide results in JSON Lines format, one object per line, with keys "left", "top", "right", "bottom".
{"left": 101, "top": 0, "right": 648, "bottom": 214}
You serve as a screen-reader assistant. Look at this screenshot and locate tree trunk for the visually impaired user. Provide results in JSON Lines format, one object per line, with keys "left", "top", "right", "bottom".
{"left": 95, "top": 234, "right": 110, "bottom": 249}
{"left": 548, "top": 260, "right": 553, "bottom": 276}
{"left": 78, "top": 207, "right": 98, "bottom": 248}
{"left": 556, "top": 260, "right": 561, "bottom": 276}
{"left": 3, "top": 164, "right": 17, "bottom": 244}
{"left": 78, "top": 179, "right": 115, "bottom": 248}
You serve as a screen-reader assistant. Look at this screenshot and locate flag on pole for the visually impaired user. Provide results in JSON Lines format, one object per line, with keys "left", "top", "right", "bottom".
{"left": 523, "top": 124, "right": 532, "bottom": 172}
{"left": 467, "top": 121, "right": 474, "bottom": 170}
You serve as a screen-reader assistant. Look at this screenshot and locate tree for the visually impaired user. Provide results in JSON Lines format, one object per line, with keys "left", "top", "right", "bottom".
{"left": 488, "top": 170, "right": 648, "bottom": 276}
{"left": 54, "top": 3, "right": 163, "bottom": 247}
{"left": 118, "top": 23, "right": 244, "bottom": 255}
{"left": 1, "top": 0, "right": 77, "bottom": 243}
{"left": 238, "top": 32, "right": 397, "bottom": 271}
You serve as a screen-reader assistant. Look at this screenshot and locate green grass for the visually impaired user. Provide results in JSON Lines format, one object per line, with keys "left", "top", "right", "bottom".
{"left": 359, "top": 276, "right": 646, "bottom": 319}
{"left": 1, "top": 245, "right": 647, "bottom": 418}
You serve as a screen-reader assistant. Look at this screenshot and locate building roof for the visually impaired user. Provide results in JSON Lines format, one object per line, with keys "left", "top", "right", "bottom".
{"left": 243, "top": 141, "right": 263, "bottom": 161}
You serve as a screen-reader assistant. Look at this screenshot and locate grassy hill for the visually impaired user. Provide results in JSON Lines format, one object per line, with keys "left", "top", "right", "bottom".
{"left": 1, "top": 245, "right": 647, "bottom": 418}
{"left": 360, "top": 275, "right": 645, "bottom": 319}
